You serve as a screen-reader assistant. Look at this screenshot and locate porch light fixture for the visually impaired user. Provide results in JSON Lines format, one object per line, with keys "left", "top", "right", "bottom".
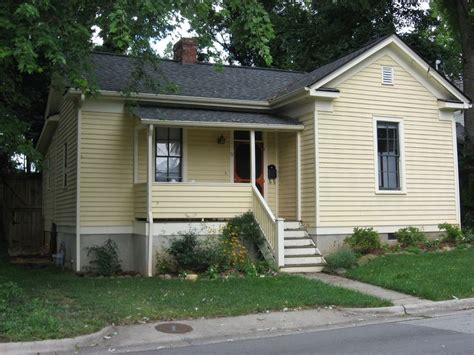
{"left": 217, "top": 134, "right": 226, "bottom": 144}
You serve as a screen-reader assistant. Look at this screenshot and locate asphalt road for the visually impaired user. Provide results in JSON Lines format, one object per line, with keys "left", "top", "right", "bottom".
{"left": 134, "top": 310, "right": 474, "bottom": 355}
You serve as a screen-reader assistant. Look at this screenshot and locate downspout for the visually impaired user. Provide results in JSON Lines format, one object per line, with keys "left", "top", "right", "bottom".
{"left": 147, "top": 124, "right": 154, "bottom": 276}
{"left": 76, "top": 93, "right": 84, "bottom": 272}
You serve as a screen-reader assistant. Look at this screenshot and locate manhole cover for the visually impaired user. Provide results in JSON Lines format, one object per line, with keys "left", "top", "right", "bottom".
{"left": 155, "top": 323, "right": 193, "bottom": 334}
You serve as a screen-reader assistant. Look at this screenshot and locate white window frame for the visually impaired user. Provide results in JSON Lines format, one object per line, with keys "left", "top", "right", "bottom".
{"left": 381, "top": 65, "right": 394, "bottom": 85}
{"left": 373, "top": 116, "right": 406, "bottom": 194}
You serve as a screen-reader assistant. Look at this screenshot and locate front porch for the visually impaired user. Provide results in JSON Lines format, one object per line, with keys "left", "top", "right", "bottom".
{"left": 130, "top": 106, "right": 322, "bottom": 275}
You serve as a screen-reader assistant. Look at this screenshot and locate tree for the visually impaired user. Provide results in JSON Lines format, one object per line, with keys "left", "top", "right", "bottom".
{"left": 433, "top": 0, "right": 474, "bottom": 139}
{"left": 0, "top": 0, "right": 276, "bottom": 173}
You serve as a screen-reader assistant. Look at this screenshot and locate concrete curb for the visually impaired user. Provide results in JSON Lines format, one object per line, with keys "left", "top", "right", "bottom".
{"left": 345, "top": 305, "right": 405, "bottom": 315}
{"left": 345, "top": 297, "right": 474, "bottom": 316}
{"left": 403, "top": 297, "right": 474, "bottom": 316}
{"left": 0, "top": 325, "right": 115, "bottom": 355}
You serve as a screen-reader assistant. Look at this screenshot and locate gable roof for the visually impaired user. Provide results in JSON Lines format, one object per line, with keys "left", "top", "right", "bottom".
{"left": 90, "top": 53, "right": 305, "bottom": 101}
{"left": 84, "top": 34, "right": 471, "bottom": 106}
{"left": 270, "top": 34, "right": 392, "bottom": 100}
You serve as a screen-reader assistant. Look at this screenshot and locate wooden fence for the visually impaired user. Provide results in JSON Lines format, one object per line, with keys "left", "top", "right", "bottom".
{"left": 0, "top": 174, "right": 45, "bottom": 255}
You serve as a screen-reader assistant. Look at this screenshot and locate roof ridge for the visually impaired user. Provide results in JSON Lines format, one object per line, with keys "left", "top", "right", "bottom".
{"left": 91, "top": 50, "right": 306, "bottom": 74}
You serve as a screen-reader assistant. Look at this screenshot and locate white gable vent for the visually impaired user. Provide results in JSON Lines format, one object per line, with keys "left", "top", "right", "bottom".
{"left": 381, "top": 66, "right": 394, "bottom": 85}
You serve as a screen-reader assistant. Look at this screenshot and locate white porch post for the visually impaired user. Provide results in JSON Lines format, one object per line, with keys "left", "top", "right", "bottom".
{"left": 146, "top": 124, "right": 154, "bottom": 277}
{"left": 250, "top": 130, "right": 256, "bottom": 186}
{"left": 296, "top": 131, "right": 302, "bottom": 221}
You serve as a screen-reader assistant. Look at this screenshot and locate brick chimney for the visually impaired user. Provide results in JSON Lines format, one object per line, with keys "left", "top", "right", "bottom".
{"left": 173, "top": 38, "right": 198, "bottom": 64}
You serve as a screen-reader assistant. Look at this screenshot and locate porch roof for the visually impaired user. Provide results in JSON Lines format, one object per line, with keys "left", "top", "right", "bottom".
{"left": 132, "top": 106, "right": 304, "bottom": 130}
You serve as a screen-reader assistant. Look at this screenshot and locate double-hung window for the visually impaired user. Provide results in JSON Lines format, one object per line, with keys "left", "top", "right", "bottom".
{"left": 376, "top": 121, "right": 401, "bottom": 191}
{"left": 155, "top": 128, "right": 182, "bottom": 182}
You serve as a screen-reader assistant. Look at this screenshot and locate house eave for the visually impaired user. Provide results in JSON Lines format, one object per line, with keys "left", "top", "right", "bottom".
{"left": 36, "top": 114, "right": 60, "bottom": 154}
{"left": 68, "top": 88, "right": 272, "bottom": 111}
{"left": 139, "top": 118, "right": 304, "bottom": 131}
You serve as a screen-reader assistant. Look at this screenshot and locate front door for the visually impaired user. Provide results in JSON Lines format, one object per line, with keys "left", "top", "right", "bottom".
{"left": 234, "top": 131, "right": 264, "bottom": 195}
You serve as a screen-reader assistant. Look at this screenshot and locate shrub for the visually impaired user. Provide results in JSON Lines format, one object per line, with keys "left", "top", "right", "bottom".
{"left": 438, "top": 223, "right": 462, "bottom": 243}
{"left": 325, "top": 247, "right": 357, "bottom": 271}
{"left": 168, "top": 231, "right": 220, "bottom": 272}
{"left": 220, "top": 229, "right": 250, "bottom": 272}
{"left": 222, "top": 211, "right": 263, "bottom": 245}
{"left": 155, "top": 251, "right": 177, "bottom": 274}
{"left": 87, "top": 239, "right": 122, "bottom": 276}
{"left": 394, "top": 227, "right": 427, "bottom": 247}
{"left": 424, "top": 238, "right": 441, "bottom": 251}
{"left": 344, "top": 227, "right": 381, "bottom": 254}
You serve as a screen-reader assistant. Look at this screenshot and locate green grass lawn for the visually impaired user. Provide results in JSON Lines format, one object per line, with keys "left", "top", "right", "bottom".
{"left": 0, "top": 254, "right": 389, "bottom": 342}
{"left": 346, "top": 248, "right": 474, "bottom": 301}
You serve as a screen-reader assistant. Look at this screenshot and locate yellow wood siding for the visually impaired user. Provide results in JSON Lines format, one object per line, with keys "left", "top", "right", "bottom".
{"left": 265, "top": 132, "right": 278, "bottom": 213}
{"left": 278, "top": 132, "right": 297, "bottom": 219}
{"left": 80, "top": 111, "right": 134, "bottom": 226}
{"left": 318, "top": 55, "right": 457, "bottom": 227}
{"left": 187, "top": 129, "right": 231, "bottom": 182}
{"left": 151, "top": 183, "right": 252, "bottom": 219}
{"left": 299, "top": 114, "right": 316, "bottom": 228}
{"left": 52, "top": 98, "right": 77, "bottom": 226}
{"left": 134, "top": 183, "right": 146, "bottom": 218}
{"left": 137, "top": 128, "right": 147, "bottom": 183}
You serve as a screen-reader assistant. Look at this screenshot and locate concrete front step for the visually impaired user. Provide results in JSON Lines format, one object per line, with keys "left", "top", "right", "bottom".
{"left": 284, "top": 238, "right": 314, "bottom": 247}
{"left": 283, "top": 229, "right": 307, "bottom": 238}
{"left": 284, "top": 246, "right": 319, "bottom": 256}
{"left": 280, "top": 264, "right": 325, "bottom": 273}
{"left": 284, "top": 255, "right": 324, "bottom": 265}
{"left": 283, "top": 221, "right": 301, "bottom": 230}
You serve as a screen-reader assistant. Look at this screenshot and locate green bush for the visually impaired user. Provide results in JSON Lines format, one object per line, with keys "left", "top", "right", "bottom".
{"left": 168, "top": 232, "right": 220, "bottom": 273}
{"left": 325, "top": 247, "right": 357, "bottom": 271}
{"left": 461, "top": 229, "right": 474, "bottom": 244}
{"left": 438, "top": 223, "right": 463, "bottom": 243}
{"left": 87, "top": 239, "right": 122, "bottom": 276}
{"left": 395, "top": 227, "right": 427, "bottom": 247}
{"left": 223, "top": 211, "right": 263, "bottom": 245}
{"left": 344, "top": 227, "right": 381, "bottom": 254}
{"left": 424, "top": 238, "right": 441, "bottom": 251}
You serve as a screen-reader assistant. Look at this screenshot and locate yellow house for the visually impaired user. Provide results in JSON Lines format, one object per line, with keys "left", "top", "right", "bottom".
{"left": 37, "top": 34, "right": 471, "bottom": 276}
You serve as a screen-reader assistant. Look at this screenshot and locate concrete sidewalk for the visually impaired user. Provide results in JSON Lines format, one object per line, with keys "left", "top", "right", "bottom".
{"left": 61, "top": 308, "right": 408, "bottom": 354}
{"left": 303, "top": 273, "right": 430, "bottom": 306}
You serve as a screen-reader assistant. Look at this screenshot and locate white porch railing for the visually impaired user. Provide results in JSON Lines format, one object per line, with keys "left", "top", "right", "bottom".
{"left": 251, "top": 185, "right": 285, "bottom": 267}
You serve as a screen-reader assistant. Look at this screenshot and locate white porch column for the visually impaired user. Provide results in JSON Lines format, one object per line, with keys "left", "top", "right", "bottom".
{"left": 250, "top": 130, "right": 256, "bottom": 186}
{"left": 146, "top": 124, "right": 154, "bottom": 277}
{"left": 296, "top": 131, "right": 302, "bottom": 221}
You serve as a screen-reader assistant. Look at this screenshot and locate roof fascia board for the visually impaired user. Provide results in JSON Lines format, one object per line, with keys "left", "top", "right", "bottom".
{"left": 139, "top": 118, "right": 304, "bottom": 131}
{"left": 438, "top": 100, "right": 469, "bottom": 110}
{"left": 392, "top": 36, "right": 471, "bottom": 104}
{"left": 68, "top": 88, "right": 271, "bottom": 111}
{"left": 269, "top": 87, "right": 310, "bottom": 108}
{"left": 308, "top": 35, "right": 471, "bottom": 105}
{"left": 36, "top": 114, "right": 60, "bottom": 153}
{"left": 306, "top": 36, "right": 394, "bottom": 92}
{"left": 309, "top": 89, "right": 340, "bottom": 99}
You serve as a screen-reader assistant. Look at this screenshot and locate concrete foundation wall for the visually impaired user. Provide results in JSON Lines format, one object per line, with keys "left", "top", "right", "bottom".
{"left": 80, "top": 234, "right": 135, "bottom": 272}
{"left": 314, "top": 231, "right": 445, "bottom": 255}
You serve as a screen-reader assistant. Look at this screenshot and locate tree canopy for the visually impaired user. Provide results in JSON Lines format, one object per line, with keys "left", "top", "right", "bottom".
{"left": 0, "top": 0, "right": 471, "bottom": 175}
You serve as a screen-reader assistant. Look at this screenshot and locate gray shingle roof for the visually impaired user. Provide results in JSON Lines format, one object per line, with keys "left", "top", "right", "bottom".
{"left": 132, "top": 106, "right": 302, "bottom": 127}
{"left": 89, "top": 35, "right": 392, "bottom": 102}
{"left": 90, "top": 53, "right": 305, "bottom": 101}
